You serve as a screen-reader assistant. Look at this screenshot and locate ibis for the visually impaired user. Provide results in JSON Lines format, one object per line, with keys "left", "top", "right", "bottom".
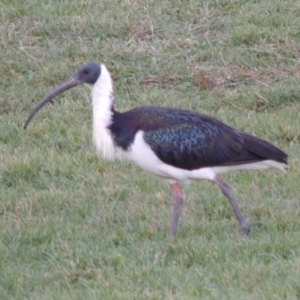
{"left": 24, "top": 62, "right": 288, "bottom": 237}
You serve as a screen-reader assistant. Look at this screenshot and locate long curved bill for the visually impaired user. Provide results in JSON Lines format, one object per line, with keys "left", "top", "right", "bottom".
{"left": 24, "top": 76, "right": 82, "bottom": 129}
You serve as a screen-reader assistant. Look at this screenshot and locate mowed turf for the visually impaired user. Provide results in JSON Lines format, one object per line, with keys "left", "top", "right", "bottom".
{"left": 1, "top": 0, "right": 300, "bottom": 299}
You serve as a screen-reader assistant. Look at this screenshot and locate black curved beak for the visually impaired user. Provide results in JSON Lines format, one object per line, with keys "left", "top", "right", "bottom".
{"left": 24, "top": 75, "right": 82, "bottom": 129}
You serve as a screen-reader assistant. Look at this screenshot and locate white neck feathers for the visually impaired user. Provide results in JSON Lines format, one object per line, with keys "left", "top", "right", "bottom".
{"left": 92, "top": 64, "right": 118, "bottom": 160}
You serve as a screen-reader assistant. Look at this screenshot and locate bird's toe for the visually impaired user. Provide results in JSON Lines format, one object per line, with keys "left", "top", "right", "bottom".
{"left": 241, "top": 222, "right": 262, "bottom": 237}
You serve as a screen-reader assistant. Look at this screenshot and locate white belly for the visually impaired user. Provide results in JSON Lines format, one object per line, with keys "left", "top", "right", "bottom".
{"left": 121, "top": 131, "right": 286, "bottom": 183}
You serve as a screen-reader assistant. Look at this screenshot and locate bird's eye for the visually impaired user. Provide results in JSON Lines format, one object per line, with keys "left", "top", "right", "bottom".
{"left": 83, "top": 69, "right": 88, "bottom": 74}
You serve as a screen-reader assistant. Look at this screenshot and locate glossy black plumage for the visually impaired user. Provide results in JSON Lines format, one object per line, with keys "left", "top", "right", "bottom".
{"left": 110, "top": 106, "right": 287, "bottom": 171}
{"left": 24, "top": 62, "right": 289, "bottom": 237}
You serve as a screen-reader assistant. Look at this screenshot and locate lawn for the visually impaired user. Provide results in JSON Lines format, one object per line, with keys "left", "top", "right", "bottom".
{"left": 1, "top": 0, "right": 300, "bottom": 299}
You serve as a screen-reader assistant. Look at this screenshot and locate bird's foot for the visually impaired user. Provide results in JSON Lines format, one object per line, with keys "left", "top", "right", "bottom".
{"left": 241, "top": 222, "right": 262, "bottom": 237}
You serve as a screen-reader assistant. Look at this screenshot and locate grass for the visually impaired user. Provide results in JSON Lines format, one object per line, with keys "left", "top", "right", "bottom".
{"left": 1, "top": 0, "right": 300, "bottom": 298}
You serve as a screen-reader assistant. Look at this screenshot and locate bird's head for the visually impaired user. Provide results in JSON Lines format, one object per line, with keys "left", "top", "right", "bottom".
{"left": 23, "top": 62, "right": 101, "bottom": 129}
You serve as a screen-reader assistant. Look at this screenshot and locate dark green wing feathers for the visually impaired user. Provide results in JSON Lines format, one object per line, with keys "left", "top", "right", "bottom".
{"left": 110, "top": 106, "right": 287, "bottom": 171}
{"left": 144, "top": 121, "right": 244, "bottom": 170}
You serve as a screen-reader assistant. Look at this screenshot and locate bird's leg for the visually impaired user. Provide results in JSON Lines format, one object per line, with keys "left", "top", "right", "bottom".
{"left": 168, "top": 183, "right": 183, "bottom": 238}
{"left": 213, "top": 176, "right": 261, "bottom": 236}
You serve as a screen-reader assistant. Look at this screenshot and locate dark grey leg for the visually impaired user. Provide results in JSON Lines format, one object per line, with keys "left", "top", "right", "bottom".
{"left": 214, "top": 176, "right": 261, "bottom": 236}
{"left": 168, "top": 183, "right": 183, "bottom": 238}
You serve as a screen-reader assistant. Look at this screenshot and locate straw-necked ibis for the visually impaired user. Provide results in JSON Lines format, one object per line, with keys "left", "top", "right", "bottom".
{"left": 24, "top": 62, "right": 288, "bottom": 237}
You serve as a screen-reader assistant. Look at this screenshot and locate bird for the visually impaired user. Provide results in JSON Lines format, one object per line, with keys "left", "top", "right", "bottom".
{"left": 24, "top": 62, "right": 288, "bottom": 238}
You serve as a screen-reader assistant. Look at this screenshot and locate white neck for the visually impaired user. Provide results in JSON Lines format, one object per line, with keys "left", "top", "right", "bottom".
{"left": 92, "top": 64, "right": 118, "bottom": 160}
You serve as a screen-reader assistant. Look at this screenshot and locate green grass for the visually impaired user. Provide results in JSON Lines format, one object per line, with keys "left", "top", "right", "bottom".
{"left": 1, "top": 0, "right": 300, "bottom": 298}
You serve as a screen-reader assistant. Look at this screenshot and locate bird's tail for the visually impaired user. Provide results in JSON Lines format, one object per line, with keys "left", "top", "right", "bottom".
{"left": 239, "top": 132, "right": 288, "bottom": 171}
